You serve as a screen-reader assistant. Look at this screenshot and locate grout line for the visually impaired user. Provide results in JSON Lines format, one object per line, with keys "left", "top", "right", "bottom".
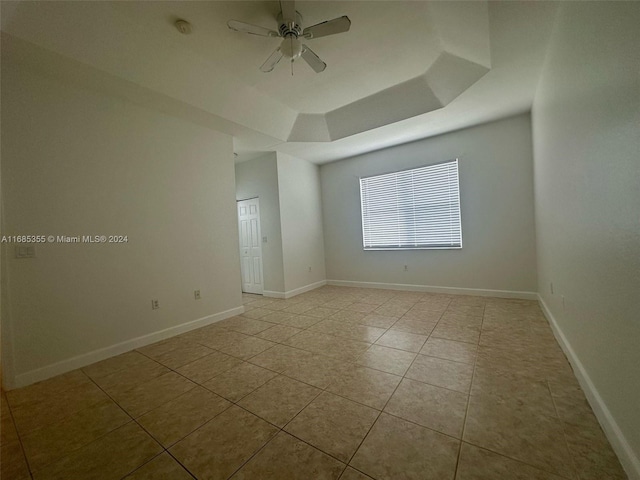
{"left": 2, "top": 390, "right": 34, "bottom": 477}
{"left": 452, "top": 300, "right": 485, "bottom": 479}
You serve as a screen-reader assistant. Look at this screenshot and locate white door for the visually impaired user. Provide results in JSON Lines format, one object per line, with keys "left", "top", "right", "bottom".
{"left": 237, "top": 198, "right": 264, "bottom": 294}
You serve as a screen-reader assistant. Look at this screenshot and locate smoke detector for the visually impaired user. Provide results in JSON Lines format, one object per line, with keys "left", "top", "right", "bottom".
{"left": 175, "top": 19, "right": 192, "bottom": 35}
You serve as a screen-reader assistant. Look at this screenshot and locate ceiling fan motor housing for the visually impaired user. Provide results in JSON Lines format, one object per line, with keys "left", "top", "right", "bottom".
{"left": 277, "top": 12, "right": 303, "bottom": 38}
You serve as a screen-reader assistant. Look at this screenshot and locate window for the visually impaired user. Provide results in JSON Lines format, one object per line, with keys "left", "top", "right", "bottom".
{"left": 359, "top": 159, "right": 462, "bottom": 250}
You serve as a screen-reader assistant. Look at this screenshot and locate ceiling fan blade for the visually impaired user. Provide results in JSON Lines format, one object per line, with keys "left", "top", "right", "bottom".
{"left": 260, "top": 47, "right": 284, "bottom": 73}
{"left": 303, "top": 16, "right": 351, "bottom": 39}
{"left": 227, "top": 20, "right": 279, "bottom": 37}
{"left": 301, "top": 45, "right": 326, "bottom": 73}
{"left": 280, "top": 1, "right": 296, "bottom": 23}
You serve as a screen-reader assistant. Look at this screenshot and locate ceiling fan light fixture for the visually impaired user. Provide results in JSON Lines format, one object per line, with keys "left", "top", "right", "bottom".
{"left": 280, "top": 36, "right": 302, "bottom": 59}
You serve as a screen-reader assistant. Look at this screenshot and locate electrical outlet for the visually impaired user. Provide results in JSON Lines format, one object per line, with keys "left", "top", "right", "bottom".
{"left": 403, "top": 265, "right": 408, "bottom": 271}
{"left": 194, "top": 290, "right": 201, "bottom": 300}
{"left": 151, "top": 299, "right": 159, "bottom": 310}
{"left": 550, "top": 282, "right": 554, "bottom": 294}
{"left": 308, "top": 266, "right": 312, "bottom": 273}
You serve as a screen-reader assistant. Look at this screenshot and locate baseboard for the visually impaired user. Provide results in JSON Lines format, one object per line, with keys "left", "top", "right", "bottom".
{"left": 327, "top": 279, "right": 538, "bottom": 300}
{"left": 8, "top": 306, "right": 244, "bottom": 390}
{"left": 538, "top": 295, "right": 640, "bottom": 480}
{"left": 264, "top": 280, "right": 327, "bottom": 299}
{"left": 263, "top": 290, "right": 285, "bottom": 299}
{"left": 283, "top": 280, "right": 327, "bottom": 299}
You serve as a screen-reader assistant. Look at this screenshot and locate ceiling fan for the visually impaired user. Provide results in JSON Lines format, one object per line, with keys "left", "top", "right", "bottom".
{"left": 227, "top": 0, "right": 351, "bottom": 73}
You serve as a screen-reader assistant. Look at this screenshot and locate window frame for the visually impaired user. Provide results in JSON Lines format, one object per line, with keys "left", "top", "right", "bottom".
{"left": 359, "top": 159, "right": 463, "bottom": 251}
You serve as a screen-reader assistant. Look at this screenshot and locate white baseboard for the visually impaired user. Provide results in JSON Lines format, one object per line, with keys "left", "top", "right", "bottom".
{"left": 538, "top": 295, "right": 640, "bottom": 480}
{"left": 263, "top": 290, "right": 285, "bottom": 299}
{"left": 264, "top": 280, "right": 327, "bottom": 299}
{"left": 327, "top": 279, "right": 538, "bottom": 300}
{"left": 8, "top": 306, "right": 244, "bottom": 390}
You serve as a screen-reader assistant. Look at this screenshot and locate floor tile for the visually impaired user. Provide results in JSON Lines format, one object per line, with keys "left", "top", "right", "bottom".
{"left": 421, "top": 337, "right": 478, "bottom": 364}
{"left": 238, "top": 375, "right": 321, "bottom": 427}
{"left": 1, "top": 442, "right": 30, "bottom": 480}
{"left": 217, "top": 335, "right": 275, "bottom": 360}
{"left": 350, "top": 413, "right": 459, "bottom": 480}
{"left": 11, "top": 381, "right": 111, "bottom": 435}
{"left": 446, "top": 305, "right": 485, "bottom": 317}
{"left": 375, "top": 330, "right": 427, "bottom": 353}
{"left": 283, "top": 303, "right": 316, "bottom": 315}
{"left": 231, "top": 431, "right": 345, "bottom": 479}
{"left": 137, "top": 386, "right": 231, "bottom": 447}
{"left": 384, "top": 378, "right": 468, "bottom": 438}
{"left": 455, "top": 443, "right": 566, "bottom": 479}
{"left": 282, "top": 354, "right": 351, "bottom": 389}
{"left": 330, "top": 310, "right": 367, "bottom": 323}
{"left": 390, "top": 317, "right": 437, "bottom": 336}
{"left": 216, "top": 316, "right": 275, "bottom": 335}
{"left": 340, "top": 467, "right": 375, "bottom": 479}
{"left": 83, "top": 351, "right": 157, "bottom": 380}
{"left": 327, "top": 366, "right": 402, "bottom": 410}
{"left": 148, "top": 343, "right": 215, "bottom": 370}
{"left": 194, "top": 329, "right": 250, "bottom": 351}
{"left": 6, "top": 370, "right": 91, "bottom": 408}
{"left": 356, "top": 345, "right": 416, "bottom": 376}
{"left": 406, "top": 354, "right": 473, "bottom": 393}
{"left": 562, "top": 415, "right": 627, "bottom": 480}
{"left": 258, "top": 311, "right": 296, "bottom": 324}
{"left": 285, "top": 392, "right": 379, "bottom": 462}
{"left": 4, "top": 286, "right": 625, "bottom": 480}
{"left": 176, "top": 351, "right": 242, "bottom": 384}
{"left": 111, "top": 372, "right": 196, "bottom": 418}
{"left": 32, "top": 422, "right": 161, "bottom": 480}
{"left": 438, "top": 312, "right": 483, "bottom": 328}
{"left": 345, "top": 303, "right": 379, "bottom": 314}
{"left": 241, "top": 307, "right": 273, "bottom": 319}
{"left": 464, "top": 394, "right": 574, "bottom": 478}
{"left": 1, "top": 413, "right": 20, "bottom": 446}
{"left": 431, "top": 321, "right": 481, "bottom": 344}
{"left": 256, "top": 324, "right": 303, "bottom": 342}
{"left": 170, "top": 405, "right": 278, "bottom": 480}
{"left": 93, "top": 361, "right": 170, "bottom": 397}
{"left": 21, "top": 398, "right": 130, "bottom": 470}
{"left": 359, "top": 314, "right": 399, "bottom": 329}
{"left": 249, "top": 344, "right": 315, "bottom": 373}
{"left": 471, "top": 366, "right": 556, "bottom": 415}
{"left": 305, "top": 306, "right": 342, "bottom": 318}
{"left": 244, "top": 298, "right": 276, "bottom": 308}
{"left": 202, "top": 362, "right": 279, "bottom": 402}
{"left": 281, "top": 314, "right": 323, "bottom": 329}
{"left": 137, "top": 335, "right": 196, "bottom": 357}
{"left": 374, "top": 304, "right": 411, "bottom": 317}
{"left": 124, "top": 453, "right": 194, "bottom": 479}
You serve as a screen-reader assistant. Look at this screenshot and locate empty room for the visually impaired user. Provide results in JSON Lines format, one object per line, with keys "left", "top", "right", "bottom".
{"left": 1, "top": 1, "right": 638, "bottom": 479}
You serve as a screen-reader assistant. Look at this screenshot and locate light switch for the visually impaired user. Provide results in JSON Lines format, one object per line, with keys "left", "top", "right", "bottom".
{"left": 262, "top": 236, "right": 268, "bottom": 243}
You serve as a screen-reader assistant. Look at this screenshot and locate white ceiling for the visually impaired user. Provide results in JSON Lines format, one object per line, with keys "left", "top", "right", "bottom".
{"left": 1, "top": 1, "right": 559, "bottom": 164}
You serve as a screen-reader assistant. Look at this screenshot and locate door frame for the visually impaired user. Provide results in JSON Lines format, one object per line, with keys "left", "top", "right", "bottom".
{"left": 236, "top": 196, "right": 265, "bottom": 295}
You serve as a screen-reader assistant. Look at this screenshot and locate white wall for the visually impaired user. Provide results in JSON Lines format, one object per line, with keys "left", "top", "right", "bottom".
{"left": 532, "top": 2, "right": 640, "bottom": 476}
{"left": 320, "top": 113, "right": 537, "bottom": 296}
{"left": 276, "top": 152, "right": 327, "bottom": 294}
{"left": 235, "top": 153, "right": 285, "bottom": 294}
{"left": 1, "top": 61, "right": 243, "bottom": 388}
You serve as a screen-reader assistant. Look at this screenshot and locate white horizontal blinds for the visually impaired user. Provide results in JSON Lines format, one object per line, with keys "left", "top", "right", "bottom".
{"left": 360, "top": 160, "right": 462, "bottom": 250}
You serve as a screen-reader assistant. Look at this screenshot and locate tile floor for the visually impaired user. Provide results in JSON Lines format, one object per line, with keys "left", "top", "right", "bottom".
{"left": 0, "top": 286, "right": 628, "bottom": 480}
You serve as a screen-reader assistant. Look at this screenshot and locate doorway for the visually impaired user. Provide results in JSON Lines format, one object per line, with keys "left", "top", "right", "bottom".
{"left": 237, "top": 197, "right": 264, "bottom": 294}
